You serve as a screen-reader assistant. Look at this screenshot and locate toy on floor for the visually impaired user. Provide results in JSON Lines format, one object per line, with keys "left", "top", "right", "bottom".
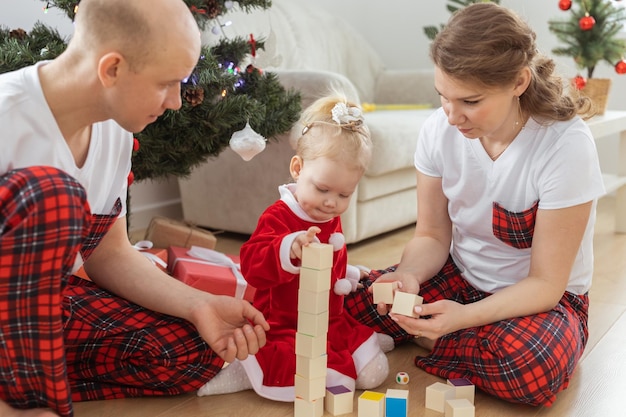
{"left": 425, "top": 378, "right": 476, "bottom": 416}
{"left": 395, "top": 372, "right": 409, "bottom": 385}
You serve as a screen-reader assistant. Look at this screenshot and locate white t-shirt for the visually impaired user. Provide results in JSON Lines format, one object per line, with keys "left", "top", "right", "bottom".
{"left": 414, "top": 108, "right": 605, "bottom": 294}
{"left": 0, "top": 61, "right": 132, "bottom": 217}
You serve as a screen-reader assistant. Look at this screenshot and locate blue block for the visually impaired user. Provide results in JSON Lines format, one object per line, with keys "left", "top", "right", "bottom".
{"left": 385, "top": 397, "right": 407, "bottom": 417}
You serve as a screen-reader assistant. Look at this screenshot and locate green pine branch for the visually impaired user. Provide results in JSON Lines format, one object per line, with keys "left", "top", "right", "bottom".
{"left": 549, "top": 0, "right": 626, "bottom": 78}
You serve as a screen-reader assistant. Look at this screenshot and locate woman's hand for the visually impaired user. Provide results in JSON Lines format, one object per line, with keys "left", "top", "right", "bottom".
{"left": 389, "top": 299, "right": 467, "bottom": 340}
{"left": 369, "top": 269, "right": 421, "bottom": 315}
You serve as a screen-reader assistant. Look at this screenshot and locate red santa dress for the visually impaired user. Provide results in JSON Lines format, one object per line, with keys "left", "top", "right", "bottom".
{"left": 238, "top": 184, "right": 380, "bottom": 401}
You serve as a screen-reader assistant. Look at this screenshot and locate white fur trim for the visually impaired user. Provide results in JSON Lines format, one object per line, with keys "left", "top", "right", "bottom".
{"left": 352, "top": 333, "right": 384, "bottom": 375}
{"left": 328, "top": 232, "right": 345, "bottom": 251}
{"left": 333, "top": 278, "right": 352, "bottom": 295}
{"left": 240, "top": 356, "right": 295, "bottom": 402}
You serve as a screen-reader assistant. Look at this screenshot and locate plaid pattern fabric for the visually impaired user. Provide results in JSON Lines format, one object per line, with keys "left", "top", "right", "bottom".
{"left": 1, "top": 167, "right": 224, "bottom": 416}
{"left": 1, "top": 167, "right": 91, "bottom": 417}
{"left": 492, "top": 200, "right": 539, "bottom": 249}
{"left": 64, "top": 275, "right": 224, "bottom": 401}
{"left": 414, "top": 260, "right": 588, "bottom": 406}
{"left": 345, "top": 256, "right": 589, "bottom": 406}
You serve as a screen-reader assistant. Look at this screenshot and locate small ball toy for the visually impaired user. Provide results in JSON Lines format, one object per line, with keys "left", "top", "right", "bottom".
{"left": 395, "top": 372, "right": 409, "bottom": 385}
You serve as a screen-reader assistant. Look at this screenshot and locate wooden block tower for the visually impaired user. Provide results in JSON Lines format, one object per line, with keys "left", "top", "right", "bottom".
{"left": 294, "top": 243, "right": 333, "bottom": 417}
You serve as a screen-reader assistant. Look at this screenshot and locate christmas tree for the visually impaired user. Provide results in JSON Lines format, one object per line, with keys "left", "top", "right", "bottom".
{"left": 0, "top": 0, "right": 301, "bottom": 182}
{"left": 423, "top": 0, "right": 500, "bottom": 41}
{"left": 549, "top": 0, "right": 626, "bottom": 80}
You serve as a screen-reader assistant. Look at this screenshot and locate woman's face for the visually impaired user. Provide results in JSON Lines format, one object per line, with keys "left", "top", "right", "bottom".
{"left": 434, "top": 66, "right": 520, "bottom": 142}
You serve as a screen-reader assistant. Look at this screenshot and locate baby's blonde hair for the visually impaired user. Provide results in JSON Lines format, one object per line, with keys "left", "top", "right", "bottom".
{"left": 292, "top": 91, "right": 372, "bottom": 172}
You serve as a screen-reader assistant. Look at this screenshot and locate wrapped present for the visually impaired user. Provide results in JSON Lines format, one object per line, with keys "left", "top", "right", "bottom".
{"left": 74, "top": 241, "right": 167, "bottom": 281}
{"left": 145, "top": 216, "right": 217, "bottom": 250}
{"left": 168, "top": 246, "right": 256, "bottom": 302}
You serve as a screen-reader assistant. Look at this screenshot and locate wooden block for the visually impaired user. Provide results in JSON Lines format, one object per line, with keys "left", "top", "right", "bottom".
{"left": 297, "top": 310, "right": 329, "bottom": 336}
{"left": 385, "top": 388, "right": 408, "bottom": 417}
{"left": 299, "top": 267, "right": 331, "bottom": 292}
{"left": 295, "top": 397, "right": 324, "bottom": 417}
{"left": 425, "top": 382, "right": 455, "bottom": 413}
{"left": 325, "top": 385, "right": 354, "bottom": 416}
{"left": 298, "top": 288, "right": 329, "bottom": 314}
{"left": 295, "top": 373, "right": 326, "bottom": 401}
{"left": 295, "top": 332, "right": 327, "bottom": 358}
{"left": 301, "top": 243, "right": 334, "bottom": 270}
{"left": 358, "top": 391, "right": 385, "bottom": 417}
{"left": 390, "top": 291, "right": 423, "bottom": 318}
{"left": 372, "top": 282, "right": 394, "bottom": 305}
{"left": 447, "top": 378, "right": 475, "bottom": 404}
{"left": 444, "top": 398, "right": 475, "bottom": 417}
{"left": 296, "top": 354, "right": 327, "bottom": 380}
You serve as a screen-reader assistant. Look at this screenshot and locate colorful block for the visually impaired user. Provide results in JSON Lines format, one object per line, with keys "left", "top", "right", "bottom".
{"left": 296, "top": 354, "right": 327, "bottom": 380}
{"left": 447, "top": 378, "right": 475, "bottom": 404}
{"left": 301, "top": 242, "right": 334, "bottom": 270}
{"left": 358, "top": 391, "right": 385, "bottom": 417}
{"left": 325, "top": 385, "right": 353, "bottom": 416}
{"left": 295, "top": 332, "right": 327, "bottom": 358}
{"left": 297, "top": 310, "right": 329, "bottom": 337}
{"left": 390, "top": 291, "right": 423, "bottom": 318}
{"left": 295, "top": 374, "right": 326, "bottom": 401}
{"left": 295, "top": 397, "right": 324, "bottom": 417}
{"left": 385, "top": 388, "right": 408, "bottom": 417}
{"left": 299, "top": 267, "right": 331, "bottom": 292}
{"left": 372, "top": 282, "right": 395, "bottom": 305}
{"left": 425, "top": 382, "right": 455, "bottom": 413}
{"left": 298, "top": 288, "right": 329, "bottom": 314}
{"left": 444, "top": 398, "right": 475, "bottom": 417}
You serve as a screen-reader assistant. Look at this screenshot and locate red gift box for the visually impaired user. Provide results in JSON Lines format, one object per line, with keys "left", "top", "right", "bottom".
{"left": 167, "top": 246, "right": 256, "bottom": 302}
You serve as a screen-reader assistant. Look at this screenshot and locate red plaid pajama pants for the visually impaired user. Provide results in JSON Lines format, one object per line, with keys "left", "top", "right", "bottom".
{"left": 1, "top": 167, "right": 223, "bottom": 417}
{"left": 345, "top": 259, "right": 589, "bottom": 407}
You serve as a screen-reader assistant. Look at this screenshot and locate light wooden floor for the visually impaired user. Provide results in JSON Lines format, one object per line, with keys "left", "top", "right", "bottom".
{"left": 75, "top": 196, "right": 626, "bottom": 417}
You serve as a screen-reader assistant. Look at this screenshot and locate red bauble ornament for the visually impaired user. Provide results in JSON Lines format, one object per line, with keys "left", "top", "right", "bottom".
{"left": 579, "top": 14, "right": 596, "bottom": 31}
{"left": 573, "top": 75, "right": 587, "bottom": 90}
{"left": 558, "top": 0, "right": 572, "bottom": 11}
{"left": 132, "top": 137, "right": 140, "bottom": 152}
{"left": 127, "top": 170, "right": 135, "bottom": 186}
{"left": 615, "top": 59, "right": 626, "bottom": 74}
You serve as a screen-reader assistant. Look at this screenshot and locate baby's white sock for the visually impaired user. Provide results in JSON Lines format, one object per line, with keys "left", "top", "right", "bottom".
{"left": 197, "top": 360, "right": 252, "bottom": 396}
{"left": 355, "top": 350, "right": 389, "bottom": 390}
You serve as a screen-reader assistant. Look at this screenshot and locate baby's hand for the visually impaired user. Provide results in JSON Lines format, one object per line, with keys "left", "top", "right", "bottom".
{"left": 290, "top": 226, "right": 321, "bottom": 259}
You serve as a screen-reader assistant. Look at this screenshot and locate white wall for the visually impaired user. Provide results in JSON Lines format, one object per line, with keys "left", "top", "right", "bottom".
{"left": 2, "top": 0, "right": 624, "bottom": 231}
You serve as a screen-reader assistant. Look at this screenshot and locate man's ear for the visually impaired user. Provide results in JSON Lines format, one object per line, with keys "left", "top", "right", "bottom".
{"left": 98, "top": 52, "right": 124, "bottom": 87}
{"left": 289, "top": 155, "right": 303, "bottom": 180}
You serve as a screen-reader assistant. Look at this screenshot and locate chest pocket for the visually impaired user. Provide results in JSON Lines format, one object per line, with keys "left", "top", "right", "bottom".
{"left": 80, "top": 198, "right": 122, "bottom": 261}
{"left": 492, "top": 200, "right": 539, "bottom": 249}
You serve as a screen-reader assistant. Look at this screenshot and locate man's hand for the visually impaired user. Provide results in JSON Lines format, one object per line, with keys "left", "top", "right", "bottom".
{"left": 191, "top": 295, "right": 270, "bottom": 363}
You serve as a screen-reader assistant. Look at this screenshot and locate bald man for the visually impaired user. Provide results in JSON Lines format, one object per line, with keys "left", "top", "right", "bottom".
{"left": 0, "top": 1, "right": 268, "bottom": 416}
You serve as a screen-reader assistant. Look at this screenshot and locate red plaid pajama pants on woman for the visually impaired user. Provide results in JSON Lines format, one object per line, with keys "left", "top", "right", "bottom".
{"left": 1, "top": 167, "right": 223, "bottom": 417}
{"left": 345, "top": 261, "right": 589, "bottom": 407}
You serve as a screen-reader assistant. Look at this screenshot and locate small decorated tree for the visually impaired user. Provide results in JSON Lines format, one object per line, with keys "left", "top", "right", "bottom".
{"left": 423, "top": 0, "right": 500, "bottom": 41}
{"left": 549, "top": 0, "right": 626, "bottom": 82}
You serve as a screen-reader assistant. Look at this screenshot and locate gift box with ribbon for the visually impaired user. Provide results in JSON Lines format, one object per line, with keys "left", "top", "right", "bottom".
{"left": 167, "top": 245, "right": 256, "bottom": 302}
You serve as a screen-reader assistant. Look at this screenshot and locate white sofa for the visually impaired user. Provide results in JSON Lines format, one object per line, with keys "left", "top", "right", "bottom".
{"left": 178, "top": 0, "right": 439, "bottom": 244}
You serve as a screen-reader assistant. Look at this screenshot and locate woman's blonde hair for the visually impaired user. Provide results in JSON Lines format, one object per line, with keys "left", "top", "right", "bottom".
{"left": 292, "top": 91, "right": 372, "bottom": 172}
{"left": 430, "top": 2, "right": 595, "bottom": 121}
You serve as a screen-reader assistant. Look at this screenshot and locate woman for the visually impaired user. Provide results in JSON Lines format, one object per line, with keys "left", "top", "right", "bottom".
{"left": 345, "top": 2, "right": 605, "bottom": 406}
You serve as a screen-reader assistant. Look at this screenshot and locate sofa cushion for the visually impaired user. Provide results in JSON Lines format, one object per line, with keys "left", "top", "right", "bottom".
{"left": 364, "top": 109, "right": 436, "bottom": 177}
